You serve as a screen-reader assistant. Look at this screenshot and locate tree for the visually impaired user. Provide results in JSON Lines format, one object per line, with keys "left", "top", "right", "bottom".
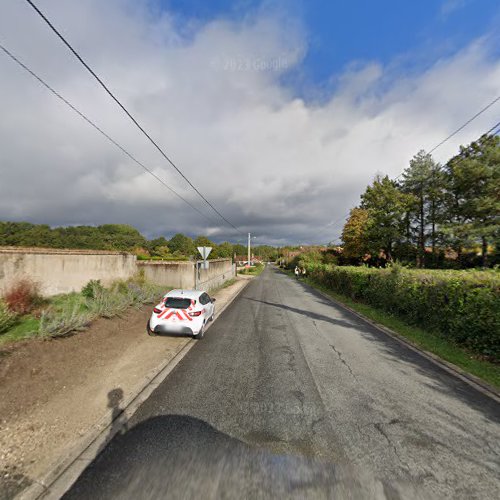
{"left": 443, "top": 134, "right": 500, "bottom": 266}
{"left": 253, "top": 245, "right": 278, "bottom": 261}
{"left": 98, "top": 224, "right": 147, "bottom": 251}
{"left": 232, "top": 244, "right": 247, "bottom": 256}
{"left": 341, "top": 207, "right": 370, "bottom": 260}
{"left": 360, "top": 175, "right": 410, "bottom": 262}
{"left": 168, "top": 233, "right": 196, "bottom": 256}
{"left": 151, "top": 245, "right": 170, "bottom": 258}
{"left": 401, "top": 150, "right": 443, "bottom": 267}
{"left": 147, "top": 237, "right": 169, "bottom": 253}
{"left": 193, "top": 236, "right": 217, "bottom": 259}
{"left": 213, "top": 241, "right": 233, "bottom": 258}
{"left": 193, "top": 235, "right": 214, "bottom": 248}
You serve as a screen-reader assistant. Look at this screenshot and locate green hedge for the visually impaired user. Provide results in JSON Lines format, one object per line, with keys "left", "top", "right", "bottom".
{"left": 306, "top": 264, "right": 500, "bottom": 360}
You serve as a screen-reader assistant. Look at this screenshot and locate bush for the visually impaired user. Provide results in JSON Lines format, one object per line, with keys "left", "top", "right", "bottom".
{"left": 81, "top": 279, "right": 104, "bottom": 299}
{"left": 86, "top": 279, "right": 163, "bottom": 319}
{"left": 305, "top": 264, "right": 500, "bottom": 360}
{"left": 238, "top": 263, "right": 264, "bottom": 275}
{"left": 38, "top": 304, "right": 92, "bottom": 338}
{"left": 0, "top": 300, "right": 17, "bottom": 334}
{"left": 86, "top": 286, "right": 131, "bottom": 319}
{"left": 3, "top": 279, "right": 42, "bottom": 315}
{"left": 125, "top": 281, "right": 163, "bottom": 305}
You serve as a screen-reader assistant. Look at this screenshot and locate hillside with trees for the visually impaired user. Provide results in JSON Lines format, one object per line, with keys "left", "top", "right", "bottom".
{"left": 0, "top": 222, "right": 278, "bottom": 261}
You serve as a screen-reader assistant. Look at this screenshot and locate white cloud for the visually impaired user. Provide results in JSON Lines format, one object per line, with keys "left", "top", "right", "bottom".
{"left": 441, "top": 0, "right": 471, "bottom": 16}
{"left": 0, "top": 0, "right": 499, "bottom": 245}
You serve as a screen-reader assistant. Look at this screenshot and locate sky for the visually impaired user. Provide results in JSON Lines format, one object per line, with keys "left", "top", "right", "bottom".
{"left": 0, "top": 0, "right": 499, "bottom": 246}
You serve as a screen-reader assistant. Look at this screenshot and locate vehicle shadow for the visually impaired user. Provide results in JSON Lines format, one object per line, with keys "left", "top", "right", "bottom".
{"left": 64, "top": 414, "right": 420, "bottom": 500}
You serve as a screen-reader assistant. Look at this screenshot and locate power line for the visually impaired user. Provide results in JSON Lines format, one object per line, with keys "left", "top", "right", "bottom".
{"left": 428, "top": 95, "right": 500, "bottom": 153}
{"left": 322, "top": 116, "right": 500, "bottom": 238}
{"left": 394, "top": 114, "right": 500, "bottom": 181}
{"left": 24, "top": 0, "right": 244, "bottom": 236}
{"left": 0, "top": 42, "right": 220, "bottom": 227}
{"left": 484, "top": 119, "right": 500, "bottom": 136}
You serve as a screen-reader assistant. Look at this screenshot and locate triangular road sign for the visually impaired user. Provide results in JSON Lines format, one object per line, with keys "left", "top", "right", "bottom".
{"left": 197, "top": 247, "right": 212, "bottom": 260}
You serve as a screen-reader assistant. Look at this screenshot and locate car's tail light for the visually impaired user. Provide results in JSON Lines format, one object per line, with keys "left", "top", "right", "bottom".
{"left": 189, "top": 311, "right": 202, "bottom": 317}
{"left": 153, "top": 307, "right": 162, "bottom": 314}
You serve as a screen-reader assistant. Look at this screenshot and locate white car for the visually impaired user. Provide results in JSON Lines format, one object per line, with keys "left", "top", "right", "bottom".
{"left": 147, "top": 289, "right": 216, "bottom": 339}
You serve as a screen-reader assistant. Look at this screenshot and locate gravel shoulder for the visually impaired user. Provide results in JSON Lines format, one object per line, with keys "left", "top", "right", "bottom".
{"left": 0, "top": 277, "right": 249, "bottom": 499}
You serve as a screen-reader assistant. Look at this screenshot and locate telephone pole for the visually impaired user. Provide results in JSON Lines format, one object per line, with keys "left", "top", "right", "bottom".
{"left": 247, "top": 232, "right": 251, "bottom": 266}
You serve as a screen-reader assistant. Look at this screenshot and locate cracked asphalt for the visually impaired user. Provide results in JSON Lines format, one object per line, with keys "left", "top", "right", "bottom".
{"left": 66, "top": 266, "right": 500, "bottom": 499}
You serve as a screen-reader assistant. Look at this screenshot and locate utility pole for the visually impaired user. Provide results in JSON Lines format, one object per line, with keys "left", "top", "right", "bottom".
{"left": 247, "top": 232, "right": 251, "bottom": 266}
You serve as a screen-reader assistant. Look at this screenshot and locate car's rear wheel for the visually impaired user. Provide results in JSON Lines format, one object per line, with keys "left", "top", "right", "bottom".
{"left": 194, "top": 322, "right": 205, "bottom": 339}
{"left": 146, "top": 321, "right": 155, "bottom": 336}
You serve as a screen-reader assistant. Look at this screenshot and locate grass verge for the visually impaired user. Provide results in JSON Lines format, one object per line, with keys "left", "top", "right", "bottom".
{"left": 238, "top": 264, "right": 265, "bottom": 276}
{"left": 0, "top": 316, "right": 40, "bottom": 345}
{"left": 285, "top": 270, "right": 500, "bottom": 390}
{"left": 210, "top": 278, "right": 237, "bottom": 294}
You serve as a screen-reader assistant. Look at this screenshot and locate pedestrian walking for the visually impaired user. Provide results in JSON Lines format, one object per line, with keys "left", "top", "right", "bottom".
{"left": 294, "top": 266, "right": 300, "bottom": 279}
{"left": 302, "top": 267, "right": 307, "bottom": 278}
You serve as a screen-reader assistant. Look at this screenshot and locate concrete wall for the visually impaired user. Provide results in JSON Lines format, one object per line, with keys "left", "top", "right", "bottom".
{"left": 137, "top": 258, "right": 235, "bottom": 291}
{"left": 0, "top": 247, "right": 235, "bottom": 297}
{"left": 0, "top": 247, "right": 137, "bottom": 296}
{"left": 196, "top": 258, "right": 235, "bottom": 291}
{"left": 137, "top": 260, "right": 194, "bottom": 289}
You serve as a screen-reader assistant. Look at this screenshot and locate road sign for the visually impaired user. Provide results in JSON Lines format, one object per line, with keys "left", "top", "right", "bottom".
{"left": 197, "top": 247, "right": 212, "bottom": 260}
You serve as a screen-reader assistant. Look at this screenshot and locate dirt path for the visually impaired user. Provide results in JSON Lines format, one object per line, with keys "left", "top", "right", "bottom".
{"left": 0, "top": 277, "right": 250, "bottom": 499}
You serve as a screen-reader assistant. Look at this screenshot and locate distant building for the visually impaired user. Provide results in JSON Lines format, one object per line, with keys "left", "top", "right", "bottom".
{"left": 234, "top": 255, "right": 262, "bottom": 266}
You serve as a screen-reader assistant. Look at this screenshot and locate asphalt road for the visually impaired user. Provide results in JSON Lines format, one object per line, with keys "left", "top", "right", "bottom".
{"left": 66, "top": 266, "right": 500, "bottom": 499}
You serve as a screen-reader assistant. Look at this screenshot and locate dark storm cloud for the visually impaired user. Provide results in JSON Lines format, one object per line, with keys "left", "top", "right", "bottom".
{"left": 1, "top": 0, "right": 499, "bottom": 245}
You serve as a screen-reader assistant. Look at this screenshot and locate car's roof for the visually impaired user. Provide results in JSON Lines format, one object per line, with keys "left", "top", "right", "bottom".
{"left": 164, "top": 289, "right": 205, "bottom": 299}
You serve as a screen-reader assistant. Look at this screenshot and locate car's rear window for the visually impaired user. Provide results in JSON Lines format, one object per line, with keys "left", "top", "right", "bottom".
{"left": 164, "top": 297, "right": 192, "bottom": 309}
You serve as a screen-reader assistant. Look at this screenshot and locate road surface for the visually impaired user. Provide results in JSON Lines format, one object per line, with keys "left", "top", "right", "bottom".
{"left": 66, "top": 266, "right": 500, "bottom": 499}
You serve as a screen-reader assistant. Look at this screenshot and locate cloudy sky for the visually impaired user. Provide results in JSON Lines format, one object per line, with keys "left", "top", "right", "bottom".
{"left": 0, "top": 0, "right": 499, "bottom": 245}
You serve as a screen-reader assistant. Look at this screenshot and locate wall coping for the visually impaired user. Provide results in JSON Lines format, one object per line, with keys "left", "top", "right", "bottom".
{"left": 0, "top": 246, "right": 132, "bottom": 256}
{"left": 137, "top": 258, "right": 233, "bottom": 265}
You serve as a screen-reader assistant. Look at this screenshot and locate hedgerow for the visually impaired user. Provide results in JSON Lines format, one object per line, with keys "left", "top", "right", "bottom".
{"left": 305, "top": 264, "right": 500, "bottom": 360}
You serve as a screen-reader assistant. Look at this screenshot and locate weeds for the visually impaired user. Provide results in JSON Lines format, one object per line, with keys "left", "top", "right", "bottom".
{"left": 0, "top": 300, "right": 17, "bottom": 334}
{"left": 3, "top": 279, "right": 42, "bottom": 315}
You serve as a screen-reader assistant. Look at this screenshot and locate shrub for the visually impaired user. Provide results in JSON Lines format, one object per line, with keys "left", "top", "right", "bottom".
{"left": 38, "top": 304, "right": 92, "bottom": 338}
{"left": 34, "top": 278, "right": 164, "bottom": 338}
{"left": 125, "top": 281, "right": 163, "bottom": 305}
{"left": 305, "top": 264, "right": 500, "bottom": 360}
{"left": 81, "top": 279, "right": 104, "bottom": 299}
{"left": 0, "top": 299, "right": 17, "bottom": 334}
{"left": 86, "top": 286, "right": 131, "bottom": 319}
{"left": 3, "top": 279, "right": 42, "bottom": 315}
